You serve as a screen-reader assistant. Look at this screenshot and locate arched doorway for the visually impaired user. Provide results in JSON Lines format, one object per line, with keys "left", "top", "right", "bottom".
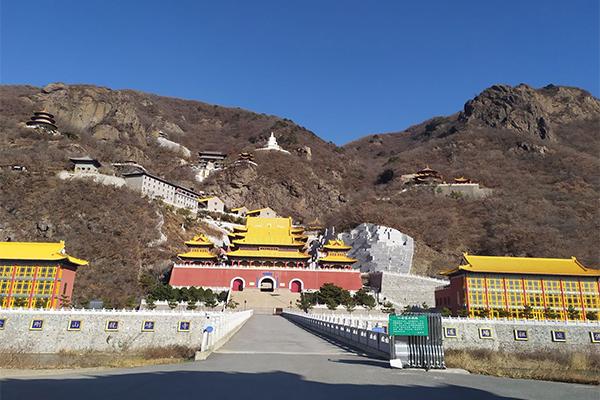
{"left": 232, "top": 278, "right": 244, "bottom": 291}
{"left": 290, "top": 280, "right": 302, "bottom": 293}
{"left": 259, "top": 277, "right": 275, "bottom": 292}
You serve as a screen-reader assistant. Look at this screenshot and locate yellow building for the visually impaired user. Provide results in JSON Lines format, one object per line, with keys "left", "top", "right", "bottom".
{"left": 436, "top": 254, "right": 600, "bottom": 321}
{"left": 318, "top": 240, "right": 357, "bottom": 269}
{"left": 177, "top": 234, "right": 218, "bottom": 264}
{"left": 0, "top": 241, "right": 88, "bottom": 308}
{"left": 226, "top": 217, "right": 310, "bottom": 267}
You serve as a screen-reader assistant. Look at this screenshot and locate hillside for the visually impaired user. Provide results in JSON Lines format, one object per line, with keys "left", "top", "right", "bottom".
{"left": 0, "top": 82, "right": 598, "bottom": 306}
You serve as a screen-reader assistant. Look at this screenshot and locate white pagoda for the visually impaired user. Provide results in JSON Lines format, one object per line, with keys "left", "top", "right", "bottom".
{"left": 256, "top": 132, "right": 290, "bottom": 154}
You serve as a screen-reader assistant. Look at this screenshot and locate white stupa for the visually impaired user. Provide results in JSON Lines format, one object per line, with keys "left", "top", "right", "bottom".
{"left": 256, "top": 132, "right": 290, "bottom": 154}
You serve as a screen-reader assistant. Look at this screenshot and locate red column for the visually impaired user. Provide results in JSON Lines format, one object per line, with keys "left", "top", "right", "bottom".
{"left": 464, "top": 274, "right": 471, "bottom": 315}
{"left": 49, "top": 267, "right": 60, "bottom": 309}
{"left": 559, "top": 279, "right": 567, "bottom": 321}
{"left": 28, "top": 266, "right": 40, "bottom": 308}
{"left": 578, "top": 279, "right": 586, "bottom": 320}
{"left": 483, "top": 275, "right": 490, "bottom": 312}
{"left": 6, "top": 265, "right": 17, "bottom": 307}
{"left": 540, "top": 278, "right": 548, "bottom": 320}
{"left": 502, "top": 276, "right": 509, "bottom": 314}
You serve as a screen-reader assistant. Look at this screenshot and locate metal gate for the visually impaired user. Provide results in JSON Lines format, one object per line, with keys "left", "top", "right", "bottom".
{"left": 390, "top": 312, "right": 445, "bottom": 369}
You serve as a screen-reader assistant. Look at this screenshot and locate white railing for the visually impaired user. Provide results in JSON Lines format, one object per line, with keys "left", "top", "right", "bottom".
{"left": 283, "top": 311, "right": 390, "bottom": 358}
{"left": 201, "top": 309, "right": 254, "bottom": 351}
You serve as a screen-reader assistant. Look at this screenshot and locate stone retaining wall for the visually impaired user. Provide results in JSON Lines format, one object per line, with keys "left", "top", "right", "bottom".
{"left": 0, "top": 308, "right": 252, "bottom": 353}
{"left": 288, "top": 312, "right": 600, "bottom": 354}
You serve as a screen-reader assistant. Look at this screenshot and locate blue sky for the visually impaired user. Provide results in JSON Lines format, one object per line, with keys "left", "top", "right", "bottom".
{"left": 1, "top": 1, "right": 598, "bottom": 144}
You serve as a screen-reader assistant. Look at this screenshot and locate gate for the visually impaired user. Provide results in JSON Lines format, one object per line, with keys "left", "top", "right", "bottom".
{"left": 389, "top": 312, "right": 445, "bottom": 369}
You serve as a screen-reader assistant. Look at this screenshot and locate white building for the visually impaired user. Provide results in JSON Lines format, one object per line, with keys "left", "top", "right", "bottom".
{"left": 198, "top": 196, "right": 225, "bottom": 213}
{"left": 246, "top": 207, "right": 277, "bottom": 218}
{"left": 123, "top": 171, "right": 200, "bottom": 214}
{"left": 70, "top": 156, "right": 101, "bottom": 174}
{"left": 230, "top": 206, "right": 249, "bottom": 217}
{"left": 255, "top": 132, "right": 290, "bottom": 154}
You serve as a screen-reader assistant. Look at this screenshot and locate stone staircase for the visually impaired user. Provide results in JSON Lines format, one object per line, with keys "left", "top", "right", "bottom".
{"left": 230, "top": 289, "right": 301, "bottom": 314}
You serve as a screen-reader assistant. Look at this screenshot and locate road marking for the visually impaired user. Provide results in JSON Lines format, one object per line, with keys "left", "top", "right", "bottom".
{"left": 215, "top": 350, "right": 349, "bottom": 355}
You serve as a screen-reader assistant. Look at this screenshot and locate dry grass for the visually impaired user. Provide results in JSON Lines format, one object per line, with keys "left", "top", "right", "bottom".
{"left": 445, "top": 349, "right": 600, "bottom": 385}
{"left": 0, "top": 345, "right": 196, "bottom": 370}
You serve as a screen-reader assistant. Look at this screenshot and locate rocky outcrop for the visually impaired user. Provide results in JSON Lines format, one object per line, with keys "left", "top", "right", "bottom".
{"left": 460, "top": 84, "right": 600, "bottom": 140}
{"left": 340, "top": 223, "right": 414, "bottom": 273}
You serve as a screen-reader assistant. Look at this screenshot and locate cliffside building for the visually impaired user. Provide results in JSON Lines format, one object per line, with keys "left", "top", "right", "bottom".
{"left": 196, "top": 151, "right": 227, "bottom": 182}
{"left": 0, "top": 241, "right": 87, "bottom": 309}
{"left": 247, "top": 207, "right": 277, "bottom": 218}
{"left": 198, "top": 196, "right": 225, "bottom": 213}
{"left": 435, "top": 254, "right": 600, "bottom": 321}
{"left": 169, "top": 216, "right": 362, "bottom": 293}
{"left": 123, "top": 171, "right": 200, "bottom": 214}
{"left": 231, "top": 206, "right": 248, "bottom": 218}
{"left": 70, "top": 156, "right": 101, "bottom": 174}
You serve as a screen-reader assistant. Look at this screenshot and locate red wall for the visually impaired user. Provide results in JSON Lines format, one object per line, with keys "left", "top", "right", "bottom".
{"left": 435, "top": 275, "right": 466, "bottom": 314}
{"left": 59, "top": 266, "right": 77, "bottom": 306}
{"left": 169, "top": 266, "right": 363, "bottom": 291}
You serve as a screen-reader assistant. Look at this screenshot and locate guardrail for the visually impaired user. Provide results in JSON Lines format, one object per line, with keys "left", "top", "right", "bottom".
{"left": 201, "top": 309, "right": 254, "bottom": 352}
{"left": 283, "top": 311, "right": 391, "bottom": 359}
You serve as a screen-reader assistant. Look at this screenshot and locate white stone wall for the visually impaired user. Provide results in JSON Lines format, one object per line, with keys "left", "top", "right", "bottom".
{"left": 340, "top": 223, "right": 414, "bottom": 273}
{"left": 289, "top": 312, "right": 600, "bottom": 353}
{"left": 380, "top": 272, "right": 448, "bottom": 308}
{"left": 0, "top": 308, "right": 251, "bottom": 353}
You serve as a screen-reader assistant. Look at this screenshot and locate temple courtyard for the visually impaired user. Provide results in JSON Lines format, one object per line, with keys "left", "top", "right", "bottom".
{"left": 1, "top": 315, "right": 596, "bottom": 400}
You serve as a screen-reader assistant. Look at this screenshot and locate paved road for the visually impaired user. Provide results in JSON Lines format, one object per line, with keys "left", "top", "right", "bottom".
{"left": 1, "top": 315, "right": 597, "bottom": 400}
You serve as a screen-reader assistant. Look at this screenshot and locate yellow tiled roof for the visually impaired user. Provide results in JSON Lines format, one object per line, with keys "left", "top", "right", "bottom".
{"left": 323, "top": 239, "right": 351, "bottom": 251}
{"left": 178, "top": 250, "right": 217, "bottom": 259}
{"left": 227, "top": 249, "right": 310, "bottom": 259}
{"left": 0, "top": 241, "right": 88, "bottom": 266}
{"left": 231, "top": 207, "right": 247, "bottom": 212}
{"left": 198, "top": 197, "right": 216, "bottom": 203}
{"left": 232, "top": 217, "right": 305, "bottom": 246}
{"left": 184, "top": 234, "right": 213, "bottom": 247}
{"left": 319, "top": 255, "right": 357, "bottom": 263}
{"left": 441, "top": 254, "right": 600, "bottom": 277}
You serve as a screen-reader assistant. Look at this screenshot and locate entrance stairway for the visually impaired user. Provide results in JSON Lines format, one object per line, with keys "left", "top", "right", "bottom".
{"left": 230, "top": 288, "right": 301, "bottom": 314}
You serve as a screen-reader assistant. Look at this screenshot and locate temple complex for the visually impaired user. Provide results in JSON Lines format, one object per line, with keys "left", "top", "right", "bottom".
{"left": 226, "top": 217, "right": 310, "bottom": 268}
{"left": 435, "top": 254, "right": 600, "bottom": 320}
{"left": 169, "top": 216, "right": 362, "bottom": 293}
{"left": 0, "top": 241, "right": 87, "bottom": 308}
{"left": 256, "top": 132, "right": 290, "bottom": 154}
{"left": 318, "top": 240, "right": 357, "bottom": 269}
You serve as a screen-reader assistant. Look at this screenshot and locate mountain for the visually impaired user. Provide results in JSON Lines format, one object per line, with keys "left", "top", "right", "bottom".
{"left": 0, "top": 82, "right": 598, "bottom": 306}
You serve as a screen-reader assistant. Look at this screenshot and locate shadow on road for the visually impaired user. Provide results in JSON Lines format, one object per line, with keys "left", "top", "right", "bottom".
{"left": 2, "top": 370, "right": 522, "bottom": 400}
{"left": 329, "top": 357, "right": 391, "bottom": 368}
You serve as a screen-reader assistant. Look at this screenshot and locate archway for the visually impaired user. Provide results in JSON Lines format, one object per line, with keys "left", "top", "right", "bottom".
{"left": 231, "top": 278, "right": 244, "bottom": 291}
{"left": 259, "top": 277, "right": 275, "bottom": 292}
{"left": 290, "top": 279, "right": 303, "bottom": 293}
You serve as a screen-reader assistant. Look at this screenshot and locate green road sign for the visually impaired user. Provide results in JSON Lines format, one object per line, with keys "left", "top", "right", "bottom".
{"left": 389, "top": 314, "right": 429, "bottom": 336}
